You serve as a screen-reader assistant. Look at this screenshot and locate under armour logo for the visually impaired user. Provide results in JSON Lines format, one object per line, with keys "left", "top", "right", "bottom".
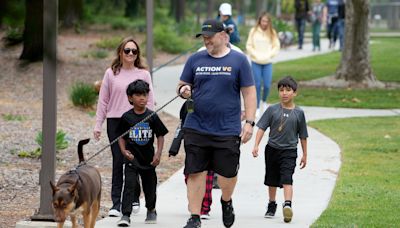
{"left": 283, "top": 113, "right": 289, "bottom": 118}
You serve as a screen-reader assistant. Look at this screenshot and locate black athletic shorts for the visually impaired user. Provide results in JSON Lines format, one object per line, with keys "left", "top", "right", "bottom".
{"left": 264, "top": 144, "right": 297, "bottom": 187}
{"left": 183, "top": 128, "right": 241, "bottom": 178}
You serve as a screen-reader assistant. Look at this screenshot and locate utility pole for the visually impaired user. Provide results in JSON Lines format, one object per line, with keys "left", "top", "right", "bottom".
{"left": 31, "top": 0, "right": 58, "bottom": 221}
{"left": 146, "top": 0, "right": 154, "bottom": 78}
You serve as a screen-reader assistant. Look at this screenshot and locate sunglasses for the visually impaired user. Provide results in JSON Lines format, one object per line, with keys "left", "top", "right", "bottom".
{"left": 123, "top": 48, "right": 138, "bottom": 55}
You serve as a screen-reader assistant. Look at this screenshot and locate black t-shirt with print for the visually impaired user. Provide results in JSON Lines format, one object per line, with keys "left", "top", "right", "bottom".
{"left": 117, "top": 109, "right": 168, "bottom": 168}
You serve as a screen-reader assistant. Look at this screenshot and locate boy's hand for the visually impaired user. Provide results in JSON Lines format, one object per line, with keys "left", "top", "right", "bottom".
{"left": 300, "top": 155, "right": 307, "bottom": 169}
{"left": 122, "top": 149, "right": 134, "bottom": 161}
{"left": 252, "top": 147, "right": 259, "bottom": 157}
{"left": 151, "top": 152, "right": 161, "bottom": 166}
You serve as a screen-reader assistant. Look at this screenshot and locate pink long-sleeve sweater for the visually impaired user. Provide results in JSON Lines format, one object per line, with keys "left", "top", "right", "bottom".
{"left": 94, "top": 67, "right": 155, "bottom": 132}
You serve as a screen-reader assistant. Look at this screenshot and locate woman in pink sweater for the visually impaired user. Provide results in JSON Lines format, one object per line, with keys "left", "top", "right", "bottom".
{"left": 94, "top": 37, "right": 155, "bottom": 217}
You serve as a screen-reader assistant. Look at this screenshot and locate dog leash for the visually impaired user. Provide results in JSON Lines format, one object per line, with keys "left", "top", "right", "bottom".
{"left": 80, "top": 93, "right": 182, "bottom": 166}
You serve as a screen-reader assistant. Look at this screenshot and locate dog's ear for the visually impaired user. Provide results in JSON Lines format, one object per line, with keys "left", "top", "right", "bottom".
{"left": 50, "top": 181, "right": 59, "bottom": 194}
{"left": 68, "top": 179, "right": 79, "bottom": 196}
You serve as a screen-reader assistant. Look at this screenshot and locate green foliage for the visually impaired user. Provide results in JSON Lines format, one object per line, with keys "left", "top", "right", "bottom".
{"left": 109, "top": 17, "right": 132, "bottom": 30}
{"left": 2, "top": 27, "right": 24, "bottom": 46}
{"left": 2, "top": 113, "right": 26, "bottom": 121}
{"left": 95, "top": 37, "right": 123, "bottom": 49}
{"left": 153, "top": 25, "right": 192, "bottom": 54}
{"left": 310, "top": 117, "right": 400, "bottom": 227}
{"left": 18, "top": 130, "right": 69, "bottom": 159}
{"left": 87, "top": 111, "right": 96, "bottom": 117}
{"left": 81, "top": 49, "right": 109, "bottom": 59}
{"left": 35, "top": 130, "right": 69, "bottom": 151}
{"left": 70, "top": 82, "right": 98, "bottom": 107}
{"left": 18, "top": 148, "right": 41, "bottom": 159}
{"left": 1, "top": 0, "right": 25, "bottom": 27}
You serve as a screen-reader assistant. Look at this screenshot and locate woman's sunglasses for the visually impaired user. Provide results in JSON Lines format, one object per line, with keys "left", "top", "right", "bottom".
{"left": 123, "top": 48, "right": 138, "bottom": 55}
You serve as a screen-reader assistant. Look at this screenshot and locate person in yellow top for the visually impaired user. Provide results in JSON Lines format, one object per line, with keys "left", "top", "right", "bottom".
{"left": 246, "top": 12, "right": 280, "bottom": 117}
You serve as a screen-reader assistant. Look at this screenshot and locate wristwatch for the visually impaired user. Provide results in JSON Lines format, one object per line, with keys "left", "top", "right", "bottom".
{"left": 245, "top": 120, "right": 255, "bottom": 127}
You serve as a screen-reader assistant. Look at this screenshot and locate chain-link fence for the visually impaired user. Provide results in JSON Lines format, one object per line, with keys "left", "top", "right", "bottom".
{"left": 371, "top": 2, "right": 400, "bottom": 30}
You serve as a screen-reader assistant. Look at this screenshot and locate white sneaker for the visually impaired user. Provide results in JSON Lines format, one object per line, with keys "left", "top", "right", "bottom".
{"left": 200, "top": 213, "right": 210, "bottom": 220}
{"left": 109, "top": 208, "right": 121, "bottom": 217}
{"left": 132, "top": 202, "right": 140, "bottom": 214}
{"left": 263, "top": 102, "right": 268, "bottom": 111}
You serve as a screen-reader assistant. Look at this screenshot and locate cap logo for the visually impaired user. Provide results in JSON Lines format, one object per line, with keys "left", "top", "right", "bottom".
{"left": 202, "top": 25, "right": 212, "bottom": 29}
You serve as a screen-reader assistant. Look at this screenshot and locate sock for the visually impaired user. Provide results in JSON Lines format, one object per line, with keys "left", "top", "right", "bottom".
{"left": 191, "top": 214, "right": 200, "bottom": 220}
{"left": 284, "top": 200, "right": 292, "bottom": 207}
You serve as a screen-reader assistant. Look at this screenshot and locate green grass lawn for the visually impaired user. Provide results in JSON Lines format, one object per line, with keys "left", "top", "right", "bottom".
{"left": 274, "top": 37, "right": 400, "bottom": 83}
{"left": 267, "top": 87, "right": 400, "bottom": 109}
{"left": 266, "top": 37, "right": 400, "bottom": 109}
{"left": 309, "top": 116, "right": 400, "bottom": 227}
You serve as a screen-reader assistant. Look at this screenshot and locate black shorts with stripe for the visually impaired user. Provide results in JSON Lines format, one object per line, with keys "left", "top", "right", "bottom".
{"left": 183, "top": 128, "right": 241, "bottom": 178}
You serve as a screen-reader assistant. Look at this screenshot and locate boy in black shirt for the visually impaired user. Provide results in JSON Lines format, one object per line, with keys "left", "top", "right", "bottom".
{"left": 117, "top": 80, "right": 168, "bottom": 226}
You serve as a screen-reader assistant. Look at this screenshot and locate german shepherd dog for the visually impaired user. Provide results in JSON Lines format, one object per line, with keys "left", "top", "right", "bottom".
{"left": 50, "top": 139, "right": 102, "bottom": 228}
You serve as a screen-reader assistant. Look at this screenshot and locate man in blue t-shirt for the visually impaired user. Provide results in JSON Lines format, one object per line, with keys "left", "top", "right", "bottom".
{"left": 177, "top": 19, "right": 256, "bottom": 228}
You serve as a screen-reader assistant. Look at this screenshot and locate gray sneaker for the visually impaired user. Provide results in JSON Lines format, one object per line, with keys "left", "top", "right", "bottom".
{"left": 283, "top": 203, "right": 293, "bottom": 223}
{"left": 145, "top": 210, "right": 157, "bottom": 224}
{"left": 117, "top": 215, "right": 130, "bottom": 227}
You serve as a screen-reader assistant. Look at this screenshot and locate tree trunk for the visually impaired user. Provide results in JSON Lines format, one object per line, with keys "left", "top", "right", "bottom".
{"left": 196, "top": 0, "right": 201, "bottom": 25}
{"left": 0, "top": 0, "right": 7, "bottom": 28}
{"left": 335, "top": 0, "right": 381, "bottom": 87}
{"left": 175, "top": 0, "right": 185, "bottom": 23}
{"left": 59, "top": 0, "right": 82, "bottom": 28}
{"left": 125, "top": 0, "right": 140, "bottom": 18}
{"left": 207, "top": 0, "right": 215, "bottom": 19}
{"left": 20, "top": 0, "right": 43, "bottom": 62}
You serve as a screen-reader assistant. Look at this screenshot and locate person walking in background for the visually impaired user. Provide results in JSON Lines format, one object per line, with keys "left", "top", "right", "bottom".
{"left": 218, "top": 2, "right": 241, "bottom": 44}
{"left": 246, "top": 12, "right": 280, "bottom": 117}
{"left": 94, "top": 37, "right": 155, "bottom": 217}
{"left": 178, "top": 19, "right": 256, "bottom": 228}
{"left": 324, "top": 0, "right": 340, "bottom": 49}
{"left": 252, "top": 76, "right": 308, "bottom": 223}
{"left": 294, "top": 0, "right": 310, "bottom": 50}
{"left": 337, "top": 0, "right": 345, "bottom": 51}
{"left": 311, "top": 0, "right": 325, "bottom": 51}
{"left": 116, "top": 80, "right": 168, "bottom": 226}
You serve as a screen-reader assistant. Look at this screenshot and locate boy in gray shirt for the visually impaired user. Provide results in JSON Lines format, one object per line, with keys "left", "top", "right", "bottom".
{"left": 252, "top": 76, "right": 308, "bottom": 223}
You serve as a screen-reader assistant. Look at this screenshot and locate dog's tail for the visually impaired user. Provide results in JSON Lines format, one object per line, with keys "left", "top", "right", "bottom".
{"left": 78, "top": 138, "right": 90, "bottom": 163}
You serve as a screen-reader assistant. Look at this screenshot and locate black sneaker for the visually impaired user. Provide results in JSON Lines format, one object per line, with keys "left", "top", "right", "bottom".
{"left": 183, "top": 215, "right": 201, "bottom": 228}
{"left": 117, "top": 215, "right": 130, "bottom": 227}
{"left": 283, "top": 201, "right": 293, "bottom": 223}
{"left": 145, "top": 210, "right": 157, "bottom": 224}
{"left": 221, "top": 198, "right": 235, "bottom": 228}
{"left": 264, "top": 201, "right": 277, "bottom": 218}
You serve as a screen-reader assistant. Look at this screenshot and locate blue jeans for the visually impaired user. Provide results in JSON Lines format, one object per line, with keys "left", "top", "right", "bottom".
{"left": 327, "top": 18, "right": 339, "bottom": 47}
{"left": 251, "top": 62, "right": 272, "bottom": 108}
{"left": 295, "top": 18, "right": 306, "bottom": 48}
{"left": 338, "top": 19, "right": 345, "bottom": 50}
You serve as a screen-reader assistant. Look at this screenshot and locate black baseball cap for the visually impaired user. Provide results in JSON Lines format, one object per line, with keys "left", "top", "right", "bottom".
{"left": 195, "top": 19, "right": 227, "bottom": 38}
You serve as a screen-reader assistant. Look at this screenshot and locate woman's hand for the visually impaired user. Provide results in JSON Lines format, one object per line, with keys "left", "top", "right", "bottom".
{"left": 93, "top": 131, "right": 101, "bottom": 141}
